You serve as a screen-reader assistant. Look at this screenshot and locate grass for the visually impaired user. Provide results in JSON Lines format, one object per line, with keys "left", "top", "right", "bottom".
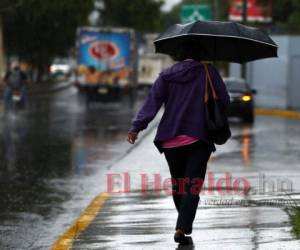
{"left": 291, "top": 208, "right": 300, "bottom": 239}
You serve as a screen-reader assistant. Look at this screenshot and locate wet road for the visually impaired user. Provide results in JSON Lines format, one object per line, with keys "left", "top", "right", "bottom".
{"left": 0, "top": 86, "right": 141, "bottom": 249}
{"left": 0, "top": 85, "right": 300, "bottom": 249}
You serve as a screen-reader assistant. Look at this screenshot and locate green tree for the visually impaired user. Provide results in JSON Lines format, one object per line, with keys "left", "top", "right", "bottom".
{"left": 258, "top": 0, "right": 300, "bottom": 33}
{"left": 2, "top": 0, "right": 94, "bottom": 76}
{"left": 288, "top": 0, "right": 300, "bottom": 33}
{"left": 99, "top": 0, "right": 163, "bottom": 32}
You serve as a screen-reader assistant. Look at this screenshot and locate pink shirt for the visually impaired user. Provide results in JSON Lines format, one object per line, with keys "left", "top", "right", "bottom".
{"left": 161, "top": 135, "right": 199, "bottom": 149}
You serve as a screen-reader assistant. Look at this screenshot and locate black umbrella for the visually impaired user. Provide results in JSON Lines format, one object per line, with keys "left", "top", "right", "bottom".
{"left": 154, "top": 20, "right": 278, "bottom": 63}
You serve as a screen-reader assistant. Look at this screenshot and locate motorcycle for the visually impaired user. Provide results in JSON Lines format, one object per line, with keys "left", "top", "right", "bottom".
{"left": 8, "top": 88, "right": 26, "bottom": 111}
{"left": 12, "top": 89, "right": 22, "bottom": 102}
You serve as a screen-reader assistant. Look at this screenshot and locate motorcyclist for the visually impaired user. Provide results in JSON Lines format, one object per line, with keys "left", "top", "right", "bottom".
{"left": 3, "top": 62, "right": 28, "bottom": 109}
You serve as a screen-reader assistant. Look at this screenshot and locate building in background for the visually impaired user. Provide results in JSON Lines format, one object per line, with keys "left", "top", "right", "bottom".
{"left": 230, "top": 36, "right": 300, "bottom": 110}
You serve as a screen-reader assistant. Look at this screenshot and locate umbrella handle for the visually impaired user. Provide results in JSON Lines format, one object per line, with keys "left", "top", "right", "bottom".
{"left": 204, "top": 64, "right": 218, "bottom": 103}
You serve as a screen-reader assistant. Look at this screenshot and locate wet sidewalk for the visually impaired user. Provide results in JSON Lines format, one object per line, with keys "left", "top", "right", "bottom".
{"left": 63, "top": 115, "right": 300, "bottom": 250}
{"left": 70, "top": 191, "right": 299, "bottom": 250}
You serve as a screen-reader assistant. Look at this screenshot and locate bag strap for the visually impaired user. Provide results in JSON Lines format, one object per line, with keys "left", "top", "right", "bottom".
{"left": 204, "top": 64, "right": 217, "bottom": 102}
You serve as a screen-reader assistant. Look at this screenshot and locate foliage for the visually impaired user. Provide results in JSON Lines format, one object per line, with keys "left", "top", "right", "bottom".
{"left": 291, "top": 208, "right": 300, "bottom": 238}
{"left": 2, "top": 0, "right": 94, "bottom": 67}
{"left": 99, "top": 0, "right": 163, "bottom": 32}
{"left": 257, "top": 0, "right": 300, "bottom": 33}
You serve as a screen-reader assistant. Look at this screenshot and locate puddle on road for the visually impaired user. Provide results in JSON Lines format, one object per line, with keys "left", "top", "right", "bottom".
{"left": 0, "top": 90, "right": 141, "bottom": 249}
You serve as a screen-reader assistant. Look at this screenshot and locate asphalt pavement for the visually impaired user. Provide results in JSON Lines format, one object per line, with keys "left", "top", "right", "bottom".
{"left": 0, "top": 84, "right": 143, "bottom": 250}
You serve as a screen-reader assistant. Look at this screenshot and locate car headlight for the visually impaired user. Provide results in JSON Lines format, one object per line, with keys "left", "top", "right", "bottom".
{"left": 242, "top": 95, "right": 252, "bottom": 102}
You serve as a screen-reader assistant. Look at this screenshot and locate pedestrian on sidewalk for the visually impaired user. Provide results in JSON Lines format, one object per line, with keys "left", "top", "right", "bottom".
{"left": 127, "top": 58, "right": 230, "bottom": 244}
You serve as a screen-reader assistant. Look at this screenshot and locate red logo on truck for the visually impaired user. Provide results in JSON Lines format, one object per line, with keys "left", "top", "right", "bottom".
{"left": 89, "top": 41, "right": 119, "bottom": 60}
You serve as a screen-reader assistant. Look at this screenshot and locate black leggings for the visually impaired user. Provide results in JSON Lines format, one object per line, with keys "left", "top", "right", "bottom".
{"left": 163, "top": 140, "right": 212, "bottom": 234}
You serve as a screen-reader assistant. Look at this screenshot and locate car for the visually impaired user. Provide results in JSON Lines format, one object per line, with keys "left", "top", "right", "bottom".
{"left": 50, "top": 58, "right": 72, "bottom": 76}
{"left": 223, "top": 78, "right": 257, "bottom": 123}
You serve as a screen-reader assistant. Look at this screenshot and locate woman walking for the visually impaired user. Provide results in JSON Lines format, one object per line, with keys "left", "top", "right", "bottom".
{"left": 127, "top": 59, "right": 230, "bottom": 243}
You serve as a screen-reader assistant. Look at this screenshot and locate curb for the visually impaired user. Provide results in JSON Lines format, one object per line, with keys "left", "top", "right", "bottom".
{"left": 51, "top": 192, "right": 110, "bottom": 250}
{"left": 255, "top": 108, "right": 300, "bottom": 120}
{"left": 28, "top": 82, "right": 72, "bottom": 96}
{"left": 50, "top": 109, "right": 162, "bottom": 249}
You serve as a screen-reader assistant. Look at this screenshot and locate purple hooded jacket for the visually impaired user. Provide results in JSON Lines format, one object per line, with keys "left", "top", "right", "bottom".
{"left": 129, "top": 60, "right": 230, "bottom": 154}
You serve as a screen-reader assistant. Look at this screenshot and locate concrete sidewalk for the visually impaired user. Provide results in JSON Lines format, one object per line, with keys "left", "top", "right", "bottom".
{"left": 65, "top": 116, "right": 300, "bottom": 250}
{"left": 70, "top": 191, "right": 299, "bottom": 250}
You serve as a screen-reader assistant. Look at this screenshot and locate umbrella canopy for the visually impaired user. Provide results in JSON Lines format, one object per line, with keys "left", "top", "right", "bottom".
{"left": 154, "top": 20, "right": 278, "bottom": 63}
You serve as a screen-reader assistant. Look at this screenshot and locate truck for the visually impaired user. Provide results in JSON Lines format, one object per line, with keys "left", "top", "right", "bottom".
{"left": 75, "top": 27, "right": 137, "bottom": 103}
{"left": 138, "top": 34, "right": 173, "bottom": 89}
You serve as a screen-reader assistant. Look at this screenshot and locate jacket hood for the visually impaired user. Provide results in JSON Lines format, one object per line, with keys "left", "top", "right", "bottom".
{"left": 160, "top": 60, "right": 203, "bottom": 83}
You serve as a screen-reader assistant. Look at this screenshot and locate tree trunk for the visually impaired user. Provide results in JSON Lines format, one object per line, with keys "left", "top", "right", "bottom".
{"left": 0, "top": 15, "right": 7, "bottom": 82}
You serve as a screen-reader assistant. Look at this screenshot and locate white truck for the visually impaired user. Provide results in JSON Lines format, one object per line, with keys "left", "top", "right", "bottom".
{"left": 138, "top": 34, "right": 173, "bottom": 89}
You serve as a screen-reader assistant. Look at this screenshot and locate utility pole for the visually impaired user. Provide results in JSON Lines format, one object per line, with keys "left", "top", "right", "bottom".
{"left": 242, "top": 0, "right": 248, "bottom": 23}
{"left": 241, "top": 0, "right": 248, "bottom": 79}
{"left": 0, "top": 15, "right": 6, "bottom": 83}
{"left": 212, "top": 0, "right": 220, "bottom": 20}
